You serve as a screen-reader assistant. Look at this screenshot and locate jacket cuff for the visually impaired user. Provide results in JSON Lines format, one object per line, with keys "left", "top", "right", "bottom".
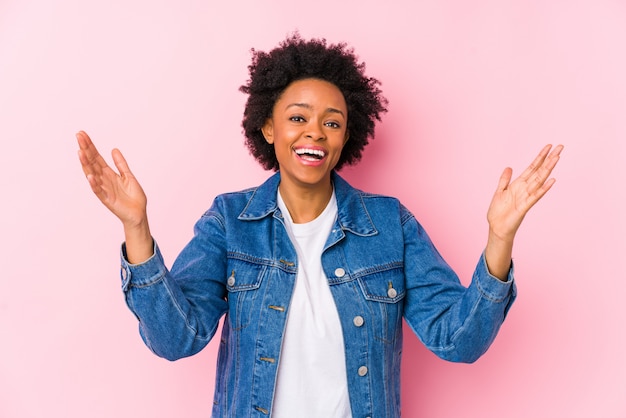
{"left": 474, "top": 252, "right": 516, "bottom": 303}
{"left": 120, "top": 241, "right": 166, "bottom": 291}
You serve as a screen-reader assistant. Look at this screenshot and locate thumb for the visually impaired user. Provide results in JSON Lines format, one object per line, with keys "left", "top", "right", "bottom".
{"left": 495, "top": 167, "right": 513, "bottom": 193}
{"left": 111, "top": 148, "right": 134, "bottom": 178}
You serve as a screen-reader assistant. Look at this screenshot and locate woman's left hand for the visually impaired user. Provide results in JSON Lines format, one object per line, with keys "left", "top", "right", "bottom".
{"left": 484, "top": 144, "right": 563, "bottom": 280}
{"left": 487, "top": 144, "right": 564, "bottom": 242}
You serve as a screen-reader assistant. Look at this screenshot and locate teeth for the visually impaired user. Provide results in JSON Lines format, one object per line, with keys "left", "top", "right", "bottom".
{"left": 295, "top": 148, "right": 325, "bottom": 158}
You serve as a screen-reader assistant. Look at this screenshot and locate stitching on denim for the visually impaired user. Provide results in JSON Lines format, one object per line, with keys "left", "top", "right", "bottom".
{"left": 448, "top": 294, "right": 482, "bottom": 350}
{"left": 161, "top": 277, "right": 213, "bottom": 341}
{"left": 200, "top": 209, "right": 226, "bottom": 230}
{"left": 474, "top": 254, "right": 512, "bottom": 303}
{"left": 353, "top": 261, "right": 404, "bottom": 276}
{"left": 126, "top": 268, "right": 166, "bottom": 289}
{"left": 399, "top": 207, "right": 414, "bottom": 226}
{"left": 238, "top": 186, "right": 260, "bottom": 217}
{"left": 354, "top": 264, "right": 405, "bottom": 304}
{"left": 227, "top": 251, "right": 298, "bottom": 273}
{"left": 475, "top": 272, "right": 509, "bottom": 303}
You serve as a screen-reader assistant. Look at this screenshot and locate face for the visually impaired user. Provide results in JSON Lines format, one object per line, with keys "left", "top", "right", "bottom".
{"left": 262, "top": 78, "right": 349, "bottom": 194}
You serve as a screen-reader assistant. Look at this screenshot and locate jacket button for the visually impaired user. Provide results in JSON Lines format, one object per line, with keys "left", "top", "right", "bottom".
{"left": 353, "top": 316, "right": 364, "bottom": 327}
{"left": 334, "top": 268, "right": 345, "bottom": 278}
{"left": 387, "top": 288, "right": 397, "bottom": 298}
{"left": 227, "top": 276, "right": 235, "bottom": 287}
{"left": 121, "top": 267, "right": 127, "bottom": 280}
{"left": 358, "top": 366, "right": 368, "bottom": 376}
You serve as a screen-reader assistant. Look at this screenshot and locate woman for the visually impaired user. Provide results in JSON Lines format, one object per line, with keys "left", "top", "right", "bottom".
{"left": 77, "top": 35, "right": 562, "bottom": 417}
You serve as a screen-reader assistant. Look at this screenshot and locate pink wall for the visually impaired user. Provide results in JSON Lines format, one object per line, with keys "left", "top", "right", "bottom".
{"left": 1, "top": 1, "right": 624, "bottom": 417}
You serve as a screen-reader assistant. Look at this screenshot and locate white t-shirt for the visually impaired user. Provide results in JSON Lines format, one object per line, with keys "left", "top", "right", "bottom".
{"left": 272, "top": 190, "right": 352, "bottom": 418}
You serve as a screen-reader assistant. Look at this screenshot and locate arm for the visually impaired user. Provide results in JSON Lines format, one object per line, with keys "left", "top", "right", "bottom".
{"left": 402, "top": 212, "right": 516, "bottom": 363}
{"left": 403, "top": 145, "right": 563, "bottom": 361}
{"left": 485, "top": 144, "right": 564, "bottom": 280}
{"left": 77, "top": 130, "right": 227, "bottom": 359}
{"left": 121, "top": 215, "right": 228, "bottom": 360}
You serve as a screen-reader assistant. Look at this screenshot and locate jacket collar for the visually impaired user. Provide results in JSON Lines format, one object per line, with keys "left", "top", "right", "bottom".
{"left": 238, "top": 171, "right": 377, "bottom": 237}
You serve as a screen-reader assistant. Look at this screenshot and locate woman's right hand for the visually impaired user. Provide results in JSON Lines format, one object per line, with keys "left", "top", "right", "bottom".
{"left": 77, "top": 130, "right": 153, "bottom": 263}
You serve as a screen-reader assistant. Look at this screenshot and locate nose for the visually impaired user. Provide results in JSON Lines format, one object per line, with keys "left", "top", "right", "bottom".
{"left": 305, "top": 119, "right": 326, "bottom": 141}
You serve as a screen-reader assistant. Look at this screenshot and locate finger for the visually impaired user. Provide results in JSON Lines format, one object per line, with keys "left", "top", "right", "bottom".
{"left": 518, "top": 144, "right": 552, "bottom": 181}
{"left": 111, "top": 148, "right": 134, "bottom": 178}
{"left": 527, "top": 145, "right": 562, "bottom": 202}
{"left": 85, "top": 172, "right": 110, "bottom": 203}
{"left": 547, "top": 144, "right": 564, "bottom": 166}
{"left": 495, "top": 167, "right": 513, "bottom": 192}
{"left": 76, "top": 131, "right": 100, "bottom": 158}
{"left": 528, "top": 145, "right": 564, "bottom": 191}
{"left": 78, "top": 147, "right": 112, "bottom": 182}
{"left": 78, "top": 148, "right": 100, "bottom": 178}
{"left": 527, "top": 177, "right": 557, "bottom": 207}
{"left": 79, "top": 157, "right": 115, "bottom": 207}
{"left": 76, "top": 130, "right": 92, "bottom": 149}
{"left": 76, "top": 131, "right": 111, "bottom": 173}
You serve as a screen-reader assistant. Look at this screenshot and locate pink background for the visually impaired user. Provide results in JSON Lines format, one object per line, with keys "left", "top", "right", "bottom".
{"left": 1, "top": 0, "right": 625, "bottom": 417}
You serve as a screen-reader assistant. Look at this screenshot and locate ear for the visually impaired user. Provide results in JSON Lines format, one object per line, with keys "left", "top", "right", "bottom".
{"left": 261, "top": 119, "right": 274, "bottom": 144}
{"left": 343, "top": 131, "right": 350, "bottom": 145}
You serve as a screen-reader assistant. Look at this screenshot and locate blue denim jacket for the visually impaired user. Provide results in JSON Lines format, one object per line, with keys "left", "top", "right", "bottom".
{"left": 120, "top": 172, "right": 516, "bottom": 417}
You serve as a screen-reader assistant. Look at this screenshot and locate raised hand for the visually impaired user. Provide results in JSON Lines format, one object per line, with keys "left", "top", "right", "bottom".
{"left": 484, "top": 144, "right": 564, "bottom": 280}
{"left": 487, "top": 144, "right": 563, "bottom": 240}
{"left": 77, "top": 131, "right": 153, "bottom": 263}
{"left": 77, "top": 131, "right": 148, "bottom": 225}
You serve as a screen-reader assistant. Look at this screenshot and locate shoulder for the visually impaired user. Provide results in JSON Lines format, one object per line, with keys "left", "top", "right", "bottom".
{"left": 335, "top": 176, "right": 415, "bottom": 224}
{"left": 361, "top": 192, "right": 415, "bottom": 226}
{"left": 203, "top": 186, "right": 259, "bottom": 219}
{"left": 201, "top": 173, "right": 281, "bottom": 223}
{"left": 333, "top": 175, "right": 417, "bottom": 238}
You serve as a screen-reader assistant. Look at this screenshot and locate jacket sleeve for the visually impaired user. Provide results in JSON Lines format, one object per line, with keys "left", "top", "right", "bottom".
{"left": 120, "top": 206, "right": 229, "bottom": 361}
{"left": 401, "top": 207, "right": 516, "bottom": 363}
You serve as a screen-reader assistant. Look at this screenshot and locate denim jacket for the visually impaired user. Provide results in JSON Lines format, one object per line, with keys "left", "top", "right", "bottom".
{"left": 120, "top": 172, "right": 516, "bottom": 418}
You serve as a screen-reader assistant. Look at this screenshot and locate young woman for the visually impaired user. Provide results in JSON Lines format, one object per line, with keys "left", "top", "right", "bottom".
{"left": 77, "top": 35, "right": 562, "bottom": 417}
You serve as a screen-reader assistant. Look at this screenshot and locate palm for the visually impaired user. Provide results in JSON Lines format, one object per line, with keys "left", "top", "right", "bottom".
{"left": 487, "top": 144, "right": 563, "bottom": 240}
{"left": 77, "top": 131, "right": 147, "bottom": 227}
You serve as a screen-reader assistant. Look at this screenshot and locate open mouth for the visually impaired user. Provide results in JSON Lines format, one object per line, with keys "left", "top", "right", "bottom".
{"left": 294, "top": 147, "right": 326, "bottom": 161}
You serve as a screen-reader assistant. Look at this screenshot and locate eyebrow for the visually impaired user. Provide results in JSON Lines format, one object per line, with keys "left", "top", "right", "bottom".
{"left": 285, "top": 103, "right": 346, "bottom": 118}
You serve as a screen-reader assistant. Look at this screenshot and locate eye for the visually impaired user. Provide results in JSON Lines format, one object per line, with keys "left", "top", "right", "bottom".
{"left": 289, "top": 115, "right": 306, "bottom": 123}
{"left": 324, "top": 121, "right": 341, "bottom": 129}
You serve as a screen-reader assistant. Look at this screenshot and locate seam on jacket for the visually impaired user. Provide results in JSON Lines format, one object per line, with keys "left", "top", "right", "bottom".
{"left": 162, "top": 276, "right": 213, "bottom": 341}
{"left": 200, "top": 209, "right": 226, "bottom": 230}
{"left": 126, "top": 269, "right": 166, "bottom": 289}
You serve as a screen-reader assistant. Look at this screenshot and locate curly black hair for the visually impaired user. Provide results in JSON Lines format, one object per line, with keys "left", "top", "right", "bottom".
{"left": 240, "top": 34, "right": 388, "bottom": 171}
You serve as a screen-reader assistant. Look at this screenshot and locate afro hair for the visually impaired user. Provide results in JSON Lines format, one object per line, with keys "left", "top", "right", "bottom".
{"left": 240, "top": 34, "right": 388, "bottom": 171}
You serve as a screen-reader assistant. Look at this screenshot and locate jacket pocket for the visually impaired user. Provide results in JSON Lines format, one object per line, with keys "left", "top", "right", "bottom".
{"left": 357, "top": 264, "right": 405, "bottom": 344}
{"left": 225, "top": 258, "right": 267, "bottom": 330}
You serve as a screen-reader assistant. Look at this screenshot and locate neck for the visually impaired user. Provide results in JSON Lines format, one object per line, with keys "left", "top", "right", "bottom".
{"left": 278, "top": 179, "right": 333, "bottom": 224}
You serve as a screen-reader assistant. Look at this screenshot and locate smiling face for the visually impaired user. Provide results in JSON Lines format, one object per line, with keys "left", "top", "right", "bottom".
{"left": 261, "top": 78, "right": 349, "bottom": 196}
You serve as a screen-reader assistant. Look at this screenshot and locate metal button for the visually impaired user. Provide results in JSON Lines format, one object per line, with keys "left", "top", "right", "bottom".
{"left": 334, "top": 268, "right": 345, "bottom": 278}
{"left": 121, "top": 267, "right": 127, "bottom": 280}
{"left": 358, "top": 366, "right": 368, "bottom": 376}
{"left": 227, "top": 276, "right": 235, "bottom": 287}
{"left": 353, "top": 316, "right": 364, "bottom": 327}
{"left": 387, "top": 288, "right": 397, "bottom": 298}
